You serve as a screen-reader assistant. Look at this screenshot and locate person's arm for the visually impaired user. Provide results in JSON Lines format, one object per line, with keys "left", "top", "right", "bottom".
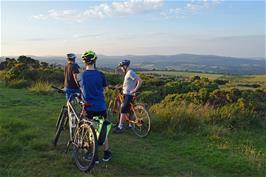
{"left": 72, "top": 64, "right": 80, "bottom": 87}
{"left": 73, "top": 73, "right": 80, "bottom": 87}
{"left": 101, "top": 72, "right": 108, "bottom": 92}
{"left": 130, "top": 78, "right": 142, "bottom": 94}
{"left": 129, "top": 71, "right": 142, "bottom": 94}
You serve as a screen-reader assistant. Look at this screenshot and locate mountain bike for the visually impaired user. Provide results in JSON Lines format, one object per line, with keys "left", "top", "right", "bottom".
{"left": 107, "top": 85, "right": 151, "bottom": 137}
{"left": 52, "top": 86, "right": 98, "bottom": 172}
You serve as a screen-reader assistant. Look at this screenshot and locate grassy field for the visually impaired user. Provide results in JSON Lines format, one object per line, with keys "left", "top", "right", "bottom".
{"left": 0, "top": 83, "right": 265, "bottom": 177}
{"left": 141, "top": 71, "right": 224, "bottom": 80}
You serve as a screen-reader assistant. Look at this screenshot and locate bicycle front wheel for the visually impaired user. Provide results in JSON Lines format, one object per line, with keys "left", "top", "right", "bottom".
{"left": 131, "top": 104, "right": 151, "bottom": 138}
{"left": 53, "top": 107, "right": 68, "bottom": 147}
{"left": 72, "top": 122, "right": 98, "bottom": 172}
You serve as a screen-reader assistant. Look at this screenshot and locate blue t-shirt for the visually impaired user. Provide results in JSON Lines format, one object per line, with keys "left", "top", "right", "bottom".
{"left": 80, "top": 70, "right": 107, "bottom": 112}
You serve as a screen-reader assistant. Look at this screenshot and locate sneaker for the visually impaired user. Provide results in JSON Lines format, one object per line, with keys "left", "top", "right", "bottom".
{"left": 127, "top": 123, "right": 133, "bottom": 129}
{"left": 95, "top": 154, "right": 100, "bottom": 164}
{"left": 113, "top": 126, "right": 124, "bottom": 134}
{"left": 102, "top": 150, "right": 112, "bottom": 162}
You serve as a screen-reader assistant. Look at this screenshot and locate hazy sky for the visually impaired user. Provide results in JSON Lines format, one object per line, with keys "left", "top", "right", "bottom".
{"left": 1, "top": 0, "right": 265, "bottom": 58}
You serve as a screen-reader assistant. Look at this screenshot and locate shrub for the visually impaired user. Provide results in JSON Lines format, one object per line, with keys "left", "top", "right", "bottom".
{"left": 150, "top": 102, "right": 208, "bottom": 135}
{"left": 0, "top": 70, "right": 7, "bottom": 81}
{"left": 139, "top": 90, "right": 162, "bottom": 105}
{"left": 7, "top": 79, "right": 31, "bottom": 89}
{"left": 29, "top": 80, "right": 52, "bottom": 94}
{"left": 214, "top": 79, "right": 229, "bottom": 85}
{"left": 150, "top": 87, "right": 266, "bottom": 134}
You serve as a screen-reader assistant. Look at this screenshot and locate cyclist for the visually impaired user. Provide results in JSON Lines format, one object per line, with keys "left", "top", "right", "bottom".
{"left": 113, "top": 60, "right": 142, "bottom": 133}
{"left": 64, "top": 53, "right": 80, "bottom": 100}
{"left": 79, "top": 50, "right": 112, "bottom": 163}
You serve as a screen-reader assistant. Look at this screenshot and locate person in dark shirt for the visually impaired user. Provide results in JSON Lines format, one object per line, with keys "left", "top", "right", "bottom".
{"left": 64, "top": 53, "right": 80, "bottom": 100}
{"left": 80, "top": 50, "right": 112, "bottom": 163}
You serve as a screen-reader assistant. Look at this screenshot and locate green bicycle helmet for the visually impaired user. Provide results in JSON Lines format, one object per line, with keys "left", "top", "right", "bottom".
{"left": 82, "top": 50, "right": 97, "bottom": 64}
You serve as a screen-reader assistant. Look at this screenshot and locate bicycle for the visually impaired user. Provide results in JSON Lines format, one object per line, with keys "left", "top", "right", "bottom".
{"left": 52, "top": 86, "right": 98, "bottom": 172}
{"left": 107, "top": 85, "right": 151, "bottom": 137}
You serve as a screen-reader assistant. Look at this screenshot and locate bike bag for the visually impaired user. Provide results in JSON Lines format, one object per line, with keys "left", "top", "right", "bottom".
{"left": 93, "top": 116, "right": 112, "bottom": 145}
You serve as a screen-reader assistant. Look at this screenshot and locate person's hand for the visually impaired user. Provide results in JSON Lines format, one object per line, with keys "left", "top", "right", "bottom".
{"left": 130, "top": 89, "right": 136, "bottom": 95}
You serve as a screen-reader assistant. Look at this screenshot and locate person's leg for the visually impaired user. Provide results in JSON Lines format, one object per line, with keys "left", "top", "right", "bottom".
{"left": 114, "top": 95, "right": 132, "bottom": 133}
{"left": 118, "top": 113, "right": 127, "bottom": 129}
{"left": 97, "top": 110, "right": 112, "bottom": 162}
{"left": 119, "top": 95, "right": 131, "bottom": 128}
{"left": 64, "top": 88, "right": 71, "bottom": 100}
{"left": 102, "top": 137, "right": 112, "bottom": 161}
{"left": 65, "top": 88, "right": 79, "bottom": 101}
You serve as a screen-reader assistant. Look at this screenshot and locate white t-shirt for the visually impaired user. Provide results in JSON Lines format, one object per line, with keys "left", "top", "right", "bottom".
{"left": 122, "top": 70, "right": 140, "bottom": 95}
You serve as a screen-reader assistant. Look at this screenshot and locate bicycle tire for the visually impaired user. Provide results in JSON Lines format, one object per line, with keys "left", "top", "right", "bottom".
{"left": 53, "top": 108, "right": 68, "bottom": 147}
{"left": 73, "top": 122, "right": 98, "bottom": 172}
{"left": 131, "top": 104, "right": 151, "bottom": 138}
{"left": 55, "top": 106, "right": 66, "bottom": 130}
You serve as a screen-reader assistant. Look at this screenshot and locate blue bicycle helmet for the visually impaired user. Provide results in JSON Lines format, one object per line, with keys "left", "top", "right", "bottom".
{"left": 67, "top": 53, "right": 77, "bottom": 61}
{"left": 119, "top": 60, "right": 130, "bottom": 67}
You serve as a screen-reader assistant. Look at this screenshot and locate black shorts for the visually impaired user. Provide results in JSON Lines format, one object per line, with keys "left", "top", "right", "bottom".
{"left": 86, "top": 110, "right": 107, "bottom": 119}
{"left": 121, "top": 94, "right": 133, "bottom": 114}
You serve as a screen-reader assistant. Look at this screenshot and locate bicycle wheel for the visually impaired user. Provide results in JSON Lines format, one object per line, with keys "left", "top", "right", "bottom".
{"left": 73, "top": 122, "right": 98, "bottom": 172}
{"left": 107, "top": 99, "right": 121, "bottom": 126}
{"left": 53, "top": 107, "right": 68, "bottom": 147}
{"left": 55, "top": 106, "right": 66, "bottom": 130}
{"left": 131, "top": 104, "right": 151, "bottom": 138}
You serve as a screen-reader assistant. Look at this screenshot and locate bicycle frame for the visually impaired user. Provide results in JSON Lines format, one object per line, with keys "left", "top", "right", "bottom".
{"left": 111, "top": 88, "right": 141, "bottom": 125}
{"left": 66, "top": 94, "right": 81, "bottom": 142}
{"left": 51, "top": 85, "right": 90, "bottom": 144}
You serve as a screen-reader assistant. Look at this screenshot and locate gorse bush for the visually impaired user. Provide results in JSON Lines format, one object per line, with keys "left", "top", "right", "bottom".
{"left": 0, "top": 56, "right": 63, "bottom": 88}
{"left": 150, "top": 102, "right": 209, "bottom": 135}
{"left": 150, "top": 86, "right": 266, "bottom": 133}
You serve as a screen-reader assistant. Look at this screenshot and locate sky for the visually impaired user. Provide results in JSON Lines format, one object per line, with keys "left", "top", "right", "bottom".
{"left": 1, "top": 0, "right": 265, "bottom": 58}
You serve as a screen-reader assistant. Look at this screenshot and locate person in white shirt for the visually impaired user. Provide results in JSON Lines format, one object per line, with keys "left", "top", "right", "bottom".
{"left": 113, "top": 60, "right": 142, "bottom": 133}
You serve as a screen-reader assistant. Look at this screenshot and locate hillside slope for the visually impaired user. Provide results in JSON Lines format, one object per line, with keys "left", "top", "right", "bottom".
{"left": 0, "top": 84, "right": 265, "bottom": 177}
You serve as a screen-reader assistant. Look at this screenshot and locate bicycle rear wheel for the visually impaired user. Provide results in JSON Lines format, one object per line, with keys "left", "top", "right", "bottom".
{"left": 53, "top": 107, "right": 68, "bottom": 147}
{"left": 107, "top": 99, "right": 121, "bottom": 126}
{"left": 131, "top": 104, "right": 151, "bottom": 138}
{"left": 73, "top": 122, "right": 98, "bottom": 172}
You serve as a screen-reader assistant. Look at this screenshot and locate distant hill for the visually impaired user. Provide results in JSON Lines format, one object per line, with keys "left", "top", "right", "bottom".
{"left": 1, "top": 54, "right": 265, "bottom": 74}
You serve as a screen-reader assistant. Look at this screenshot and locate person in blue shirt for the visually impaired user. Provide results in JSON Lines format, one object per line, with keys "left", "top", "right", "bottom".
{"left": 80, "top": 50, "right": 112, "bottom": 163}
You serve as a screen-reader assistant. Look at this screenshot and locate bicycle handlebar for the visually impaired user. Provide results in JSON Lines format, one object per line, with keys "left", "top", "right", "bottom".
{"left": 51, "top": 86, "right": 65, "bottom": 94}
{"left": 108, "top": 85, "right": 122, "bottom": 90}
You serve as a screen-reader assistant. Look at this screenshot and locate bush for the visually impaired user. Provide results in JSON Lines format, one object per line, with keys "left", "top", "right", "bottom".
{"left": 0, "top": 70, "right": 7, "bottom": 81}
{"left": 150, "top": 87, "right": 266, "bottom": 134}
{"left": 7, "top": 79, "right": 31, "bottom": 89}
{"left": 214, "top": 79, "right": 229, "bottom": 85}
{"left": 139, "top": 90, "right": 162, "bottom": 105}
{"left": 150, "top": 102, "right": 208, "bottom": 135}
{"left": 29, "top": 81, "right": 52, "bottom": 94}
